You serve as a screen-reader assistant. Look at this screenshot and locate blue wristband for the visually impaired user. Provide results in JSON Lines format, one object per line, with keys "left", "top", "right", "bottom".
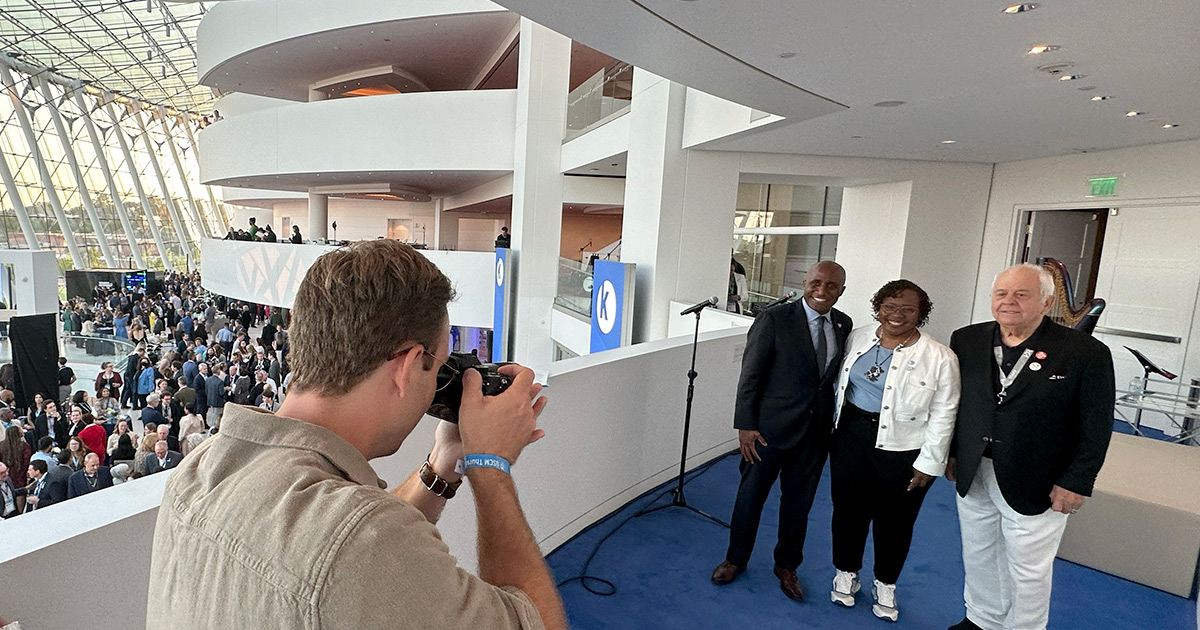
{"left": 463, "top": 454, "right": 512, "bottom": 475}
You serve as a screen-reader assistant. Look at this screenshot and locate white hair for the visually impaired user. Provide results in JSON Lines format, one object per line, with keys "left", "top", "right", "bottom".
{"left": 993, "top": 263, "right": 1055, "bottom": 301}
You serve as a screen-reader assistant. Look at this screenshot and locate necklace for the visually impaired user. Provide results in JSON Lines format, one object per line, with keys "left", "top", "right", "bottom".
{"left": 864, "top": 328, "right": 918, "bottom": 382}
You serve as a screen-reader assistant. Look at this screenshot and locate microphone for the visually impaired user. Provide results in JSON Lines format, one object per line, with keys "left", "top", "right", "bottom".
{"left": 763, "top": 291, "right": 797, "bottom": 309}
{"left": 680, "top": 296, "right": 719, "bottom": 316}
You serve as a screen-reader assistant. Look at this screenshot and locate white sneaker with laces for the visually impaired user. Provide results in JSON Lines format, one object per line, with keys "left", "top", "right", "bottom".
{"left": 830, "top": 570, "right": 860, "bottom": 607}
{"left": 871, "top": 579, "right": 899, "bottom": 622}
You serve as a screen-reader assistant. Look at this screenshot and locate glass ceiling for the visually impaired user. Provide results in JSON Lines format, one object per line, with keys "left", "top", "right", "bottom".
{"left": 0, "top": 0, "right": 213, "bottom": 115}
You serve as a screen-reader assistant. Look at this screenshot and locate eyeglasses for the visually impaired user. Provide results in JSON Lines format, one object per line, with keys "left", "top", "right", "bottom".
{"left": 388, "top": 346, "right": 458, "bottom": 391}
{"left": 879, "top": 304, "right": 919, "bottom": 316}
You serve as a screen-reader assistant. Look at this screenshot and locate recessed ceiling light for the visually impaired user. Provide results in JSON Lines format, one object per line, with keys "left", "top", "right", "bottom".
{"left": 1003, "top": 3, "right": 1038, "bottom": 14}
{"left": 850, "top": 135, "right": 864, "bottom": 139}
{"left": 873, "top": 100, "right": 906, "bottom": 108}
{"left": 1091, "top": 95, "right": 1113, "bottom": 101}
{"left": 940, "top": 140, "right": 957, "bottom": 144}
{"left": 1162, "top": 123, "right": 1180, "bottom": 129}
{"left": 1028, "top": 45, "right": 1060, "bottom": 54}
{"left": 778, "top": 52, "right": 797, "bottom": 59}
{"left": 1125, "top": 111, "right": 1144, "bottom": 117}
{"left": 1058, "top": 74, "right": 1086, "bottom": 81}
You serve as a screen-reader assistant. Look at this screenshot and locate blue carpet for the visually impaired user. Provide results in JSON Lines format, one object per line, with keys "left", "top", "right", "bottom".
{"left": 547, "top": 453, "right": 1196, "bottom": 630}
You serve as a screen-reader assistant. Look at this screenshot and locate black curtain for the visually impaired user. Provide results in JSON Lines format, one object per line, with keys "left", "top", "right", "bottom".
{"left": 10, "top": 313, "right": 57, "bottom": 411}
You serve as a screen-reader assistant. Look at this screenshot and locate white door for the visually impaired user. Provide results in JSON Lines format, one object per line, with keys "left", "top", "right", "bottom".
{"left": 1091, "top": 205, "right": 1200, "bottom": 435}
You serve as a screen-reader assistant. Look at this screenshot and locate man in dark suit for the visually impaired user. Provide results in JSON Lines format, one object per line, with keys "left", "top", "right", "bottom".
{"left": 40, "top": 451, "right": 74, "bottom": 507}
{"left": 145, "top": 440, "right": 183, "bottom": 475}
{"left": 0, "top": 461, "right": 25, "bottom": 518}
{"left": 712, "top": 261, "right": 852, "bottom": 601}
{"left": 140, "top": 392, "right": 167, "bottom": 430}
{"left": 67, "top": 452, "right": 114, "bottom": 498}
{"left": 945, "top": 264, "right": 1114, "bottom": 630}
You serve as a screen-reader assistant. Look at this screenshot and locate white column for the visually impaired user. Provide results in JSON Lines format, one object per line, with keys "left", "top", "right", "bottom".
{"left": 433, "top": 198, "right": 459, "bottom": 250}
{"left": 508, "top": 18, "right": 570, "bottom": 365}
{"left": 106, "top": 101, "right": 173, "bottom": 271}
{"left": 0, "top": 137, "right": 39, "bottom": 250}
{"left": 307, "top": 192, "right": 328, "bottom": 240}
{"left": 73, "top": 90, "right": 147, "bottom": 269}
{"left": 133, "top": 105, "right": 196, "bottom": 269}
{"left": 158, "top": 106, "right": 211, "bottom": 239}
{"left": 0, "top": 64, "right": 85, "bottom": 268}
{"left": 37, "top": 77, "right": 117, "bottom": 267}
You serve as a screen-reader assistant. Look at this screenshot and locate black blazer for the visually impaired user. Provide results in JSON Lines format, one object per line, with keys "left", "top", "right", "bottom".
{"left": 41, "top": 464, "right": 73, "bottom": 507}
{"left": 950, "top": 318, "right": 1114, "bottom": 515}
{"left": 67, "top": 467, "right": 114, "bottom": 498}
{"left": 144, "top": 451, "right": 183, "bottom": 475}
{"left": 734, "top": 300, "right": 852, "bottom": 450}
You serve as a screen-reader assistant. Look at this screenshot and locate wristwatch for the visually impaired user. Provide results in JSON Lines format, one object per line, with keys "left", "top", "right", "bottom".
{"left": 419, "top": 460, "right": 462, "bottom": 499}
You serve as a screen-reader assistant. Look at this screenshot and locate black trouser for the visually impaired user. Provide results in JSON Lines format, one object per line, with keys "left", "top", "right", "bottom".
{"left": 830, "top": 403, "right": 931, "bottom": 585}
{"left": 726, "top": 430, "right": 829, "bottom": 570}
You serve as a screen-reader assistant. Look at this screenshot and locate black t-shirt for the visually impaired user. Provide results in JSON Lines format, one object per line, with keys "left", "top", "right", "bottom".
{"left": 57, "top": 366, "right": 75, "bottom": 387}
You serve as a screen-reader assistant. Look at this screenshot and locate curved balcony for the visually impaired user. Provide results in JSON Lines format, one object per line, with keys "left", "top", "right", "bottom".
{"left": 198, "top": 89, "right": 516, "bottom": 194}
{"left": 198, "top": 0, "right": 517, "bottom": 100}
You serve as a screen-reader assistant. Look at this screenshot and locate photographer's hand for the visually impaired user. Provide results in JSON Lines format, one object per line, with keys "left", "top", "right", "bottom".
{"left": 458, "top": 365, "right": 547, "bottom": 464}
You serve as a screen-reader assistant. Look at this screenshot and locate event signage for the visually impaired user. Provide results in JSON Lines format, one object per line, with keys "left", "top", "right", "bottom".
{"left": 493, "top": 247, "right": 511, "bottom": 362}
{"left": 590, "top": 260, "right": 635, "bottom": 353}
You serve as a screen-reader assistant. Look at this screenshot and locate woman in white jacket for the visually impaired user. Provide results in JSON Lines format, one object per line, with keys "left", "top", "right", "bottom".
{"left": 827, "top": 279, "right": 961, "bottom": 622}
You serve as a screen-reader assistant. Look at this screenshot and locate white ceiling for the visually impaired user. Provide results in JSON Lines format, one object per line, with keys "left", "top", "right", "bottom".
{"left": 494, "top": 0, "right": 1200, "bottom": 163}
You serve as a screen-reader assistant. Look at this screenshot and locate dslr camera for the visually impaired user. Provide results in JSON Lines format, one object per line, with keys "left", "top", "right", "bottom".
{"left": 427, "top": 351, "right": 513, "bottom": 423}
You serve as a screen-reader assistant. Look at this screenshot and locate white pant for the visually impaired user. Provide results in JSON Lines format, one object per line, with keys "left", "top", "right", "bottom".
{"left": 957, "top": 458, "right": 1069, "bottom": 630}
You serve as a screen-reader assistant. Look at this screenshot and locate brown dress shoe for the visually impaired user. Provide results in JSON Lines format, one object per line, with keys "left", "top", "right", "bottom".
{"left": 773, "top": 567, "right": 806, "bottom": 601}
{"left": 711, "top": 560, "right": 745, "bottom": 585}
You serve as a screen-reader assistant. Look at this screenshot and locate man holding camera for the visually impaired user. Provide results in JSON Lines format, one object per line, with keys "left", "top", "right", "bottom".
{"left": 147, "top": 240, "right": 565, "bottom": 630}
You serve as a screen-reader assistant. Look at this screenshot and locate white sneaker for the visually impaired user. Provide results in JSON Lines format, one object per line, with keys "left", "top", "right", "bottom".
{"left": 871, "top": 579, "right": 899, "bottom": 622}
{"left": 830, "top": 570, "right": 860, "bottom": 607}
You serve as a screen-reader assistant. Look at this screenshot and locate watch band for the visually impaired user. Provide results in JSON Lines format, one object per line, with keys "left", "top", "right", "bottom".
{"left": 419, "top": 460, "right": 462, "bottom": 499}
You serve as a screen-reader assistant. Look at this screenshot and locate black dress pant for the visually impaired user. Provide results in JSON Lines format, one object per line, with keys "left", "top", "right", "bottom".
{"left": 830, "top": 404, "right": 931, "bottom": 585}
{"left": 726, "top": 429, "right": 829, "bottom": 570}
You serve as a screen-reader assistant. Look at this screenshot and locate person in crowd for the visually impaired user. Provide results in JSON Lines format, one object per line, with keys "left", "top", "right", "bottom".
{"left": 67, "top": 452, "right": 113, "bottom": 498}
{"left": 141, "top": 392, "right": 167, "bottom": 432}
{"left": 121, "top": 347, "right": 145, "bottom": 409}
{"left": 261, "top": 224, "right": 277, "bottom": 242}
{"left": 94, "top": 386, "right": 120, "bottom": 420}
{"left": 247, "top": 216, "right": 259, "bottom": 240}
{"left": 40, "top": 450, "right": 74, "bottom": 507}
{"left": 712, "top": 261, "right": 851, "bottom": 601}
{"left": 727, "top": 257, "right": 749, "bottom": 314}
{"left": 205, "top": 362, "right": 229, "bottom": 430}
{"left": 290, "top": 225, "right": 303, "bottom": 244}
{"left": 147, "top": 239, "right": 566, "bottom": 629}
{"left": 193, "top": 362, "right": 209, "bottom": 418}
{"left": 144, "top": 440, "right": 183, "bottom": 475}
{"left": 65, "top": 436, "right": 90, "bottom": 471}
{"left": 0, "top": 462, "right": 24, "bottom": 518}
{"left": 826, "top": 280, "right": 960, "bottom": 620}
{"left": 179, "top": 404, "right": 206, "bottom": 457}
{"left": 495, "top": 225, "right": 511, "bottom": 248}
{"left": 257, "top": 389, "right": 278, "bottom": 413}
{"left": 230, "top": 363, "right": 253, "bottom": 406}
{"left": 65, "top": 406, "right": 88, "bottom": 441}
{"left": 71, "top": 390, "right": 92, "bottom": 416}
{"left": 112, "top": 308, "right": 129, "bottom": 340}
{"left": 155, "top": 423, "right": 179, "bottom": 454}
{"left": 0, "top": 407, "right": 14, "bottom": 433}
{"left": 174, "top": 376, "right": 196, "bottom": 413}
{"left": 107, "top": 420, "right": 135, "bottom": 456}
{"left": 57, "top": 357, "right": 76, "bottom": 406}
{"left": 1, "top": 427, "right": 31, "bottom": 514}
{"left": 95, "top": 362, "right": 123, "bottom": 401}
{"left": 132, "top": 434, "right": 158, "bottom": 478}
{"left": 136, "top": 358, "right": 156, "bottom": 409}
{"left": 41, "top": 400, "right": 67, "bottom": 448}
{"left": 23, "top": 460, "right": 48, "bottom": 512}
{"left": 30, "top": 437, "right": 56, "bottom": 469}
{"left": 77, "top": 414, "right": 108, "bottom": 466}
{"left": 110, "top": 432, "right": 138, "bottom": 464}
{"left": 946, "top": 263, "right": 1115, "bottom": 630}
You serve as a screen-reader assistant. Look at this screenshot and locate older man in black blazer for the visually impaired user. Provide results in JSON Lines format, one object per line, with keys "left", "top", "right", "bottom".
{"left": 712, "top": 261, "right": 852, "bottom": 601}
{"left": 946, "top": 263, "right": 1114, "bottom": 630}
{"left": 67, "top": 453, "right": 114, "bottom": 499}
{"left": 145, "top": 440, "right": 183, "bottom": 475}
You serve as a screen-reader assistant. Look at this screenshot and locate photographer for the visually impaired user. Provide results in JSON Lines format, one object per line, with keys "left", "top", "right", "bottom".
{"left": 147, "top": 240, "right": 565, "bottom": 630}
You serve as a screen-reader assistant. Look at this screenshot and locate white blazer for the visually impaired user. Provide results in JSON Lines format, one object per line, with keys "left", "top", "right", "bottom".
{"left": 833, "top": 326, "right": 961, "bottom": 476}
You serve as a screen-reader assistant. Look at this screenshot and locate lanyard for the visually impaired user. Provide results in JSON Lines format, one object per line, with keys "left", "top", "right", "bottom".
{"left": 993, "top": 346, "right": 1033, "bottom": 404}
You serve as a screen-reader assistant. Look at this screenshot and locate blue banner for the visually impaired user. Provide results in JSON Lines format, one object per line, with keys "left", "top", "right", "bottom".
{"left": 493, "top": 248, "right": 508, "bottom": 362}
{"left": 590, "top": 260, "right": 625, "bottom": 353}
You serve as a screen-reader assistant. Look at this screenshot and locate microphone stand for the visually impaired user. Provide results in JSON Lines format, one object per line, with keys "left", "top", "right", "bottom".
{"left": 635, "top": 305, "right": 729, "bottom": 528}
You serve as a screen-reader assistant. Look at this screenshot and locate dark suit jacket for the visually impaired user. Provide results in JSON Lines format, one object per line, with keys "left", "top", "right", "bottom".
{"left": 1, "top": 478, "right": 25, "bottom": 518}
{"left": 41, "top": 464, "right": 73, "bottom": 507}
{"left": 950, "top": 318, "right": 1115, "bottom": 515}
{"left": 145, "top": 451, "right": 183, "bottom": 475}
{"left": 140, "top": 406, "right": 166, "bottom": 430}
{"left": 734, "top": 300, "right": 852, "bottom": 450}
{"left": 67, "top": 467, "right": 114, "bottom": 498}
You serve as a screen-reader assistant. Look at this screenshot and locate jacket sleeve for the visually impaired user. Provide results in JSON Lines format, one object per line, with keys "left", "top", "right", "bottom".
{"left": 913, "top": 348, "right": 961, "bottom": 477}
{"left": 1055, "top": 342, "right": 1115, "bottom": 496}
{"left": 947, "top": 330, "right": 963, "bottom": 459}
{"left": 733, "top": 313, "right": 776, "bottom": 432}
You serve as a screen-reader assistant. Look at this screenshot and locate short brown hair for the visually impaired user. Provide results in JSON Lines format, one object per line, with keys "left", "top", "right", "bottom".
{"left": 288, "top": 240, "right": 455, "bottom": 397}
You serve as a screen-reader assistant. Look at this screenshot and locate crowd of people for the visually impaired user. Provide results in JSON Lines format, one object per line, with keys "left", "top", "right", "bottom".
{"left": 223, "top": 216, "right": 303, "bottom": 244}
{"left": 0, "top": 270, "right": 291, "bottom": 518}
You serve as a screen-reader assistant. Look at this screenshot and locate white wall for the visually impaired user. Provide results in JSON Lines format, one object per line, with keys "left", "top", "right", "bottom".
{"left": 681, "top": 87, "right": 784, "bottom": 149}
{"left": 0, "top": 249, "right": 60, "bottom": 316}
{"left": 260, "top": 197, "right": 436, "bottom": 245}
{"left": 837, "top": 180, "right": 913, "bottom": 328}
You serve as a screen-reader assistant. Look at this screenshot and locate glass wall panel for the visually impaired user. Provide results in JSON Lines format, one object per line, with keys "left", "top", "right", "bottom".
{"left": 733, "top": 184, "right": 841, "bottom": 305}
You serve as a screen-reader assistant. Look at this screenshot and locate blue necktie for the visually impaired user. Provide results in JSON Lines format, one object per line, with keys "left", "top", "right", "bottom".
{"left": 815, "top": 315, "right": 828, "bottom": 376}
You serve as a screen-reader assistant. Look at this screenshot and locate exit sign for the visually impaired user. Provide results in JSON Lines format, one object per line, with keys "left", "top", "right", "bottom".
{"left": 1088, "top": 176, "right": 1119, "bottom": 197}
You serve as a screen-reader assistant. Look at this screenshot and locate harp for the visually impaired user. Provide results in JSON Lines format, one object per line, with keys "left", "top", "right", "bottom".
{"left": 1039, "top": 258, "right": 1105, "bottom": 335}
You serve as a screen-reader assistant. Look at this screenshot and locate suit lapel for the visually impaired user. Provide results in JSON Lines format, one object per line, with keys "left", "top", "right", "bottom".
{"left": 790, "top": 302, "right": 818, "bottom": 371}
{"left": 994, "top": 321, "right": 1055, "bottom": 405}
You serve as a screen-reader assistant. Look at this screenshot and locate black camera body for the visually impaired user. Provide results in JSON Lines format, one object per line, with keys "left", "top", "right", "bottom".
{"left": 427, "top": 352, "right": 513, "bottom": 423}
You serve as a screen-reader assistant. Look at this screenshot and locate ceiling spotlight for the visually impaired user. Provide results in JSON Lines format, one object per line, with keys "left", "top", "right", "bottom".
{"left": 1125, "top": 111, "right": 1144, "bottom": 117}
{"left": 850, "top": 135, "right": 864, "bottom": 139}
{"left": 1058, "top": 74, "right": 1086, "bottom": 81}
{"left": 873, "top": 100, "right": 906, "bottom": 108}
{"left": 1162, "top": 123, "right": 1180, "bottom": 128}
{"left": 1028, "top": 45, "right": 1060, "bottom": 54}
{"left": 1091, "top": 95, "right": 1113, "bottom": 101}
{"left": 1003, "top": 3, "right": 1038, "bottom": 14}
{"left": 940, "top": 140, "right": 957, "bottom": 144}
{"left": 778, "top": 52, "right": 797, "bottom": 59}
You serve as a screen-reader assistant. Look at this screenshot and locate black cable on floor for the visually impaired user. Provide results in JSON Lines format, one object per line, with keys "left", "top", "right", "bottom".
{"left": 554, "top": 450, "right": 738, "bottom": 597}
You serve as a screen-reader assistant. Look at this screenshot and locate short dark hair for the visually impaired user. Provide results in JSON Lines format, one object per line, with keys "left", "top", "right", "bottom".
{"left": 56, "top": 450, "right": 72, "bottom": 465}
{"left": 870, "top": 279, "right": 934, "bottom": 328}
{"left": 58, "top": 357, "right": 67, "bottom": 365}
{"left": 30, "top": 460, "right": 48, "bottom": 475}
{"left": 38, "top": 436, "right": 55, "bottom": 450}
